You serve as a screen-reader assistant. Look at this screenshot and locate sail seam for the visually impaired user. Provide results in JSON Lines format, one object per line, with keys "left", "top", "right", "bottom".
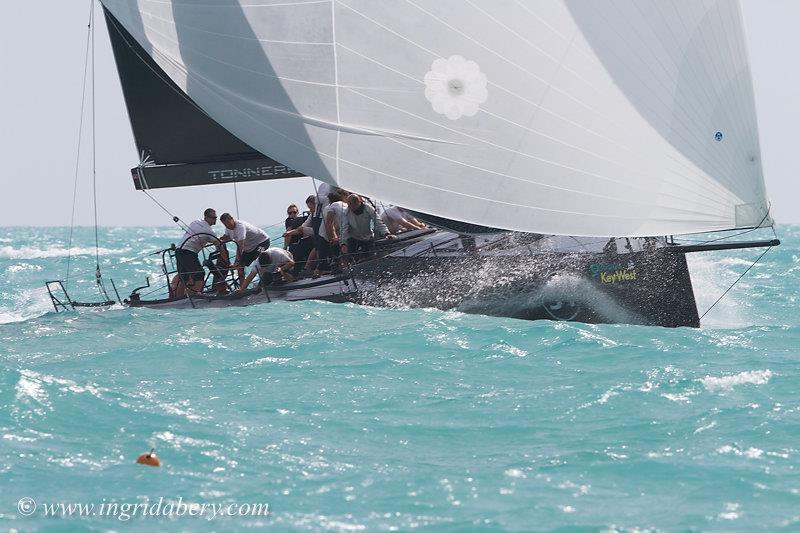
{"left": 338, "top": 157, "right": 729, "bottom": 226}
{"left": 139, "top": 11, "right": 333, "bottom": 46}
{"left": 130, "top": 18, "right": 337, "bottom": 87}
{"left": 336, "top": 0, "right": 749, "bottom": 205}
{"left": 344, "top": 86, "right": 734, "bottom": 214}
{"left": 337, "top": 1, "right": 663, "bottom": 166}
{"left": 402, "top": 0, "right": 609, "bottom": 118}
{"left": 141, "top": 0, "right": 329, "bottom": 8}
{"left": 588, "top": 4, "right": 745, "bottom": 186}
{"left": 342, "top": 115, "right": 732, "bottom": 219}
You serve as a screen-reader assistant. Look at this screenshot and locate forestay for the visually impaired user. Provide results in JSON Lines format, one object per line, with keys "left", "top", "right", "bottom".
{"left": 100, "top": 0, "right": 770, "bottom": 236}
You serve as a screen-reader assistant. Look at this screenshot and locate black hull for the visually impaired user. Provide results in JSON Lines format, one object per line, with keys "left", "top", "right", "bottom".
{"left": 349, "top": 248, "right": 699, "bottom": 328}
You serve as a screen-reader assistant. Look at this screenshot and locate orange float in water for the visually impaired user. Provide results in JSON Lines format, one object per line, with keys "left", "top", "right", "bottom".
{"left": 136, "top": 448, "right": 161, "bottom": 467}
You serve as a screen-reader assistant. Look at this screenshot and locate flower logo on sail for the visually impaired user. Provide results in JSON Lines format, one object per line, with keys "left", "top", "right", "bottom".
{"left": 424, "top": 55, "right": 488, "bottom": 120}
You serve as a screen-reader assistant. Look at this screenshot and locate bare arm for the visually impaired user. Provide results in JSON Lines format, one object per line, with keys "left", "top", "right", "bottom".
{"left": 238, "top": 269, "right": 259, "bottom": 292}
{"left": 325, "top": 210, "right": 338, "bottom": 242}
{"left": 397, "top": 218, "right": 419, "bottom": 231}
{"left": 278, "top": 260, "right": 295, "bottom": 274}
{"left": 234, "top": 240, "right": 246, "bottom": 264}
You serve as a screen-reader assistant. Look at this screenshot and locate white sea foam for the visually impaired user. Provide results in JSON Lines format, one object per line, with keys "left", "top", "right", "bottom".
{"left": 718, "top": 502, "right": 741, "bottom": 520}
{"left": 597, "top": 389, "right": 619, "bottom": 404}
{"left": 701, "top": 370, "right": 772, "bottom": 392}
{"left": 16, "top": 369, "right": 106, "bottom": 400}
{"left": 0, "top": 245, "right": 130, "bottom": 259}
{"left": 686, "top": 253, "right": 748, "bottom": 327}
{"left": 15, "top": 370, "right": 51, "bottom": 407}
{"left": 154, "top": 431, "right": 216, "bottom": 449}
{"left": 717, "top": 445, "right": 764, "bottom": 459}
{"left": 7, "top": 263, "right": 42, "bottom": 274}
{"left": 504, "top": 468, "right": 526, "bottom": 479}
{"left": 0, "top": 287, "right": 54, "bottom": 324}
{"left": 235, "top": 356, "right": 293, "bottom": 369}
{"left": 694, "top": 421, "right": 717, "bottom": 434}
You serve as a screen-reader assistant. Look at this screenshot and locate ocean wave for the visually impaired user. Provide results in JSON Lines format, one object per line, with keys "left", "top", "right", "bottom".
{"left": 717, "top": 444, "right": 764, "bottom": 459}
{"left": 0, "top": 287, "right": 54, "bottom": 324}
{"left": 0, "top": 245, "right": 131, "bottom": 259}
{"left": 716, "top": 257, "right": 766, "bottom": 268}
{"left": 701, "top": 369, "right": 772, "bottom": 392}
{"left": 6, "top": 263, "right": 43, "bottom": 274}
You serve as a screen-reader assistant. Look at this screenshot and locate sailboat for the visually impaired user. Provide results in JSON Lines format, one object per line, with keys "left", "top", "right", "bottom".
{"left": 48, "top": 0, "right": 780, "bottom": 327}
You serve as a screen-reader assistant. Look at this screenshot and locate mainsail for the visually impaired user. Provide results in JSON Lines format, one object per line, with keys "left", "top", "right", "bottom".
{"left": 100, "top": 0, "right": 771, "bottom": 236}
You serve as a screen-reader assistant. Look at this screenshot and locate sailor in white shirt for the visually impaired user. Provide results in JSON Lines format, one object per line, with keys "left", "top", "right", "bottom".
{"left": 219, "top": 213, "right": 271, "bottom": 284}
{"left": 320, "top": 189, "right": 349, "bottom": 275}
{"left": 172, "top": 208, "right": 227, "bottom": 297}
{"left": 238, "top": 248, "right": 295, "bottom": 292}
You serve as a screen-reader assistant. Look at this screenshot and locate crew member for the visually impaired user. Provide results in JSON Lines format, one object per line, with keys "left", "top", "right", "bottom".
{"left": 172, "top": 208, "right": 227, "bottom": 297}
{"left": 238, "top": 248, "right": 295, "bottom": 292}
{"left": 219, "top": 213, "right": 270, "bottom": 284}
{"left": 283, "top": 195, "right": 317, "bottom": 275}
{"left": 323, "top": 189, "right": 349, "bottom": 273}
{"left": 283, "top": 204, "right": 306, "bottom": 249}
{"left": 341, "top": 195, "right": 393, "bottom": 261}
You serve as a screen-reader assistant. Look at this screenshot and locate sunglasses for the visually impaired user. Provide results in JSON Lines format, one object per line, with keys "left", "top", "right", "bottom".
{"left": 288, "top": 210, "right": 298, "bottom": 215}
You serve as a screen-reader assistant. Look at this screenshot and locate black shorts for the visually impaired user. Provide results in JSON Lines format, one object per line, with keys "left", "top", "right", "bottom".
{"left": 175, "top": 248, "right": 204, "bottom": 284}
{"left": 240, "top": 239, "right": 271, "bottom": 267}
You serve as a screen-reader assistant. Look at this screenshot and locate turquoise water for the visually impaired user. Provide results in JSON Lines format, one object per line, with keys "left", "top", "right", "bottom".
{"left": 1, "top": 225, "right": 798, "bottom": 531}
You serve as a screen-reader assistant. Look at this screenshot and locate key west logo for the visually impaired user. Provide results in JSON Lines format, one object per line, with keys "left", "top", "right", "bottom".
{"left": 589, "top": 261, "right": 638, "bottom": 284}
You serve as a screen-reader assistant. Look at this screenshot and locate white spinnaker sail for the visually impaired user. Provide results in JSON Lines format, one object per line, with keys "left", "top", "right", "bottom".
{"left": 101, "top": 0, "right": 770, "bottom": 237}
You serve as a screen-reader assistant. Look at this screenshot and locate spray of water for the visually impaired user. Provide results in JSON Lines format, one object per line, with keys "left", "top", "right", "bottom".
{"left": 0, "top": 287, "right": 55, "bottom": 325}
{"left": 686, "top": 253, "right": 751, "bottom": 328}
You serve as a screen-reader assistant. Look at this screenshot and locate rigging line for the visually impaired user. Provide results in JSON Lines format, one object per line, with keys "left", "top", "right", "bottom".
{"left": 140, "top": 189, "right": 190, "bottom": 231}
{"left": 262, "top": 219, "right": 288, "bottom": 230}
{"left": 699, "top": 245, "right": 773, "bottom": 321}
{"left": 91, "top": 0, "right": 100, "bottom": 271}
{"left": 233, "top": 183, "right": 241, "bottom": 219}
{"left": 65, "top": 0, "right": 95, "bottom": 291}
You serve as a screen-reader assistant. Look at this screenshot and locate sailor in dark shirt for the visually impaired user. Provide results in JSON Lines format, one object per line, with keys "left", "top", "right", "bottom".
{"left": 284, "top": 203, "right": 307, "bottom": 247}
{"left": 283, "top": 196, "right": 315, "bottom": 274}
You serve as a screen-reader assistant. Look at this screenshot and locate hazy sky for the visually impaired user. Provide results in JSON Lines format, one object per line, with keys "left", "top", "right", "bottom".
{"left": 1, "top": 1, "right": 797, "bottom": 227}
